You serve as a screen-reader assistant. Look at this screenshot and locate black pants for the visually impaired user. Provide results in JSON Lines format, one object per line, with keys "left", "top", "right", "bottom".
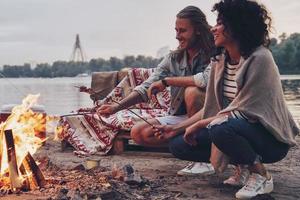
{"left": 169, "top": 118, "right": 289, "bottom": 165}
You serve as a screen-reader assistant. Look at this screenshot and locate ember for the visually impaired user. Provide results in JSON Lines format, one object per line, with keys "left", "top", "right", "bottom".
{"left": 0, "top": 94, "right": 46, "bottom": 192}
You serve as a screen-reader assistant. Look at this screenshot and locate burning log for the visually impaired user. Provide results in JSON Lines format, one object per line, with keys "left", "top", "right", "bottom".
{"left": 0, "top": 129, "right": 46, "bottom": 191}
{"left": 4, "top": 129, "right": 23, "bottom": 190}
{"left": 22, "top": 152, "right": 46, "bottom": 189}
{"left": 0, "top": 95, "right": 48, "bottom": 192}
{"left": 19, "top": 164, "right": 30, "bottom": 191}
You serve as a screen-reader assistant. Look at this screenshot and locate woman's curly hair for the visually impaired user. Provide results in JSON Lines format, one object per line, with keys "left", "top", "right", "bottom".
{"left": 212, "top": 0, "right": 272, "bottom": 58}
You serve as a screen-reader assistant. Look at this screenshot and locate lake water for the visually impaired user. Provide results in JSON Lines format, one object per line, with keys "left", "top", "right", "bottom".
{"left": 0, "top": 77, "right": 92, "bottom": 115}
{"left": 0, "top": 76, "right": 299, "bottom": 124}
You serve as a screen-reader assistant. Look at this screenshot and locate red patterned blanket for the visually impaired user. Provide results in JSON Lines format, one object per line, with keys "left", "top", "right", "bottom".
{"left": 59, "top": 68, "right": 170, "bottom": 155}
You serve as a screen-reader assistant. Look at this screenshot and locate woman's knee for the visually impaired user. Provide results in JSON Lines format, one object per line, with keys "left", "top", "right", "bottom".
{"left": 262, "top": 143, "right": 289, "bottom": 163}
{"left": 209, "top": 125, "right": 230, "bottom": 146}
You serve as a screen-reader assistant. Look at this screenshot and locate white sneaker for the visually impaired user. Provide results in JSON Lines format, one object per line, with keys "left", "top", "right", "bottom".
{"left": 177, "top": 162, "right": 215, "bottom": 176}
{"left": 235, "top": 173, "right": 273, "bottom": 199}
{"left": 223, "top": 166, "right": 249, "bottom": 186}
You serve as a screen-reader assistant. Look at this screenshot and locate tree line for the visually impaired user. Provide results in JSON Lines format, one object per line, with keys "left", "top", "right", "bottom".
{"left": 1, "top": 33, "right": 300, "bottom": 78}
{"left": 0, "top": 55, "right": 162, "bottom": 78}
{"left": 270, "top": 33, "right": 300, "bottom": 74}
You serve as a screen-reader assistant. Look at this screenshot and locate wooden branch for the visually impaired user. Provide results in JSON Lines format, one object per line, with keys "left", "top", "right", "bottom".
{"left": 19, "top": 164, "right": 30, "bottom": 191}
{"left": 22, "top": 152, "right": 46, "bottom": 188}
{"left": 21, "top": 158, "right": 37, "bottom": 189}
{"left": 4, "top": 129, "right": 23, "bottom": 190}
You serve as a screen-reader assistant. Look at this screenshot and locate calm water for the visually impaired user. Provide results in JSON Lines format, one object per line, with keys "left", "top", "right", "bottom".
{"left": 0, "top": 77, "right": 92, "bottom": 115}
{"left": 0, "top": 76, "right": 299, "bottom": 124}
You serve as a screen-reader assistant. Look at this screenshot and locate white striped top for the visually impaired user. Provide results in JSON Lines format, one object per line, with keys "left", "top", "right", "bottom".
{"left": 223, "top": 63, "right": 238, "bottom": 100}
{"left": 223, "top": 61, "right": 248, "bottom": 120}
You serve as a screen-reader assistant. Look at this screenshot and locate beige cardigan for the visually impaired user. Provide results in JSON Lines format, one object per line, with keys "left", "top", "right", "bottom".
{"left": 204, "top": 46, "right": 299, "bottom": 171}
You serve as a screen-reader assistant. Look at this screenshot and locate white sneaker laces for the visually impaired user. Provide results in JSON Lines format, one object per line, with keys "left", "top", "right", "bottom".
{"left": 185, "top": 162, "right": 196, "bottom": 170}
{"left": 243, "top": 174, "right": 264, "bottom": 191}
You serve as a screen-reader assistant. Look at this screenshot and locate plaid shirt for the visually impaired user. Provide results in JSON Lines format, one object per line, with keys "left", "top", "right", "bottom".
{"left": 134, "top": 50, "right": 210, "bottom": 115}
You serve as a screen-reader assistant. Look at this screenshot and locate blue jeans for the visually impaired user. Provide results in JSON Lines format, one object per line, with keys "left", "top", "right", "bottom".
{"left": 169, "top": 118, "right": 289, "bottom": 165}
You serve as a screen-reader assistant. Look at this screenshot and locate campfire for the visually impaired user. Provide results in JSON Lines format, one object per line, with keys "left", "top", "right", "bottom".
{"left": 0, "top": 94, "right": 46, "bottom": 192}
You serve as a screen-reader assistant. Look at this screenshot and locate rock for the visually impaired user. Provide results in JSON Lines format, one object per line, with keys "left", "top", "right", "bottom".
{"left": 72, "top": 164, "right": 85, "bottom": 171}
{"left": 55, "top": 188, "right": 70, "bottom": 200}
{"left": 99, "top": 190, "right": 117, "bottom": 199}
{"left": 70, "top": 189, "right": 83, "bottom": 200}
{"left": 122, "top": 164, "right": 147, "bottom": 186}
{"left": 123, "top": 164, "right": 134, "bottom": 175}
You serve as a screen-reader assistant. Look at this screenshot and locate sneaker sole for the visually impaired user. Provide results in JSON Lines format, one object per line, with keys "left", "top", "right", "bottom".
{"left": 177, "top": 170, "right": 215, "bottom": 176}
{"left": 235, "top": 185, "right": 273, "bottom": 199}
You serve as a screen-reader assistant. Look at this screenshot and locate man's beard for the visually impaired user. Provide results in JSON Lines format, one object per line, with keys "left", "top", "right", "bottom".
{"left": 179, "top": 34, "right": 199, "bottom": 50}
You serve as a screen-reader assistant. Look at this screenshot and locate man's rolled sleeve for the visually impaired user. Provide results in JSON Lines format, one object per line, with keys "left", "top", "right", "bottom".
{"left": 133, "top": 54, "right": 172, "bottom": 102}
{"left": 133, "top": 85, "right": 150, "bottom": 102}
{"left": 193, "top": 63, "right": 211, "bottom": 88}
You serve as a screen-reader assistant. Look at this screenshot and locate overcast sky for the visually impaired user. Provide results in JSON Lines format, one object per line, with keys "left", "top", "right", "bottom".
{"left": 0, "top": 0, "right": 299, "bottom": 66}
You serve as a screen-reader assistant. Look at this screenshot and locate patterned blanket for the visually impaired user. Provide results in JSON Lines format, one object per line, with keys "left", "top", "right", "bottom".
{"left": 59, "top": 68, "right": 171, "bottom": 155}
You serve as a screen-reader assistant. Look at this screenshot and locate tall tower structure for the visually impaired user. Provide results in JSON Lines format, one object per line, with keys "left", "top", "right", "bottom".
{"left": 70, "top": 34, "right": 86, "bottom": 62}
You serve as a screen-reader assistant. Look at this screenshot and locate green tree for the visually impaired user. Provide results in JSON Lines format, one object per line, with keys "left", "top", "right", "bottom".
{"left": 123, "top": 55, "right": 135, "bottom": 67}
{"left": 109, "top": 57, "right": 123, "bottom": 71}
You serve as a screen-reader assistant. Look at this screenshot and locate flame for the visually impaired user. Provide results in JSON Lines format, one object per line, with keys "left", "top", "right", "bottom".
{"left": 54, "top": 125, "right": 64, "bottom": 141}
{"left": 45, "top": 115, "right": 63, "bottom": 141}
{"left": 0, "top": 94, "right": 45, "bottom": 176}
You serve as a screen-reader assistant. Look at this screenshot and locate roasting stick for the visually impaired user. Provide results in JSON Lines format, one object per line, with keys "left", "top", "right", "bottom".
{"left": 60, "top": 91, "right": 155, "bottom": 127}
{"left": 60, "top": 112, "right": 94, "bottom": 117}
{"left": 74, "top": 85, "right": 153, "bottom": 124}
{"left": 110, "top": 99, "right": 155, "bottom": 127}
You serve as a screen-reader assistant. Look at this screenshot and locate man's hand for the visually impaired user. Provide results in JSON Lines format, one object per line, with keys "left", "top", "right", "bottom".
{"left": 147, "top": 80, "right": 166, "bottom": 99}
{"left": 76, "top": 86, "right": 95, "bottom": 94}
{"left": 96, "top": 104, "right": 119, "bottom": 117}
{"left": 153, "top": 124, "right": 178, "bottom": 140}
{"left": 183, "top": 125, "right": 200, "bottom": 146}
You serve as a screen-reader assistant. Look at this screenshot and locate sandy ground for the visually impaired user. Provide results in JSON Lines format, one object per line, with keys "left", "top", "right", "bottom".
{"left": 2, "top": 136, "right": 300, "bottom": 200}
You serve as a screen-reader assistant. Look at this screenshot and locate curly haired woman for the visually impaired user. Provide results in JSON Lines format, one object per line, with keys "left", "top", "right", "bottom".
{"left": 158, "top": 0, "right": 299, "bottom": 199}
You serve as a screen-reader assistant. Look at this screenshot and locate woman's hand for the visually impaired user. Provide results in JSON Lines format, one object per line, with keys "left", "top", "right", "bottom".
{"left": 153, "top": 124, "right": 178, "bottom": 140}
{"left": 96, "top": 104, "right": 119, "bottom": 117}
{"left": 183, "top": 124, "right": 201, "bottom": 146}
{"left": 147, "top": 80, "right": 166, "bottom": 99}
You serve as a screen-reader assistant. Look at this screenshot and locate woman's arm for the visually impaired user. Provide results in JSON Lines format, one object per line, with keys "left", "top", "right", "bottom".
{"left": 183, "top": 114, "right": 229, "bottom": 145}
{"left": 154, "top": 110, "right": 230, "bottom": 144}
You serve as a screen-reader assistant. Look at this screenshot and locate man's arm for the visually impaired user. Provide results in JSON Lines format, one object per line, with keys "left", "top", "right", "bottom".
{"left": 96, "top": 91, "right": 144, "bottom": 116}
{"left": 97, "top": 55, "right": 172, "bottom": 116}
{"left": 116, "top": 91, "right": 144, "bottom": 111}
{"left": 148, "top": 64, "right": 211, "bottom": 96}
{"left": 134, "top": 55, "right": 172, "bottom": 101}
{"left": 163, "top": 76, "right": 195, "bottom": 87}
{"left": 164, "top": 63, "right": 211, "bottom": 88}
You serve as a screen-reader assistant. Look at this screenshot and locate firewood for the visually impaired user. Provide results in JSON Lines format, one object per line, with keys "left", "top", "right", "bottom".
{"left": 4, "top": 129, "right": 23, "bottom": 190}
{"left": 21, "top": 156, "right": 38, "bottom": 189}
{"left": 19, "top": 164, "right": 30, "bottom": 190}
{"left": 22, "top": 152, "right": 46, "bottom": 188}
